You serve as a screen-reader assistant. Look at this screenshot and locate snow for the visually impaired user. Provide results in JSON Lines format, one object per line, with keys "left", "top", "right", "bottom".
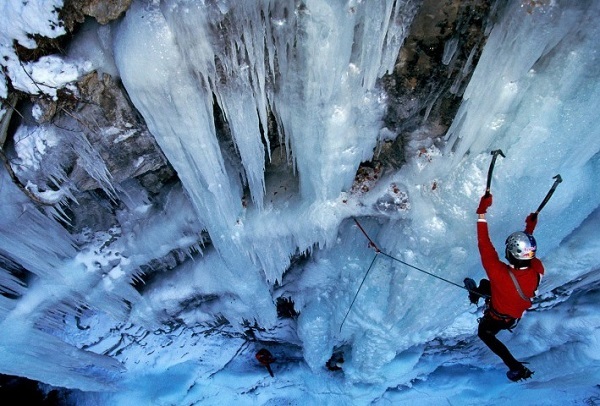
{"left": 0, "top": 0, "right": 92, "bottom": 99}
{"left": 1, "top": 0, "right": 600, "bottom": 405}
{"left": 0, "top": 0, "right": 66, "bottom": 98}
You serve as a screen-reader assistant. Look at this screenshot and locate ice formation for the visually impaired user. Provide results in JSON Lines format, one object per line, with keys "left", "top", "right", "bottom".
{"left": 0, "top": 0, "right": 599, "bottom": 403}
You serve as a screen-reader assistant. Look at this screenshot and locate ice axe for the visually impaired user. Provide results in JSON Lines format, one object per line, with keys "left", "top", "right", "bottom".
{"left": 534, "top": 174, "right": 562, "bottom": 214}
{"left": 485, "top": 149, "right": 505, "bottom": 196}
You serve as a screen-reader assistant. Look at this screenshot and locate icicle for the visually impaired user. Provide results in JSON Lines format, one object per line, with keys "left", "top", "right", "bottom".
{"left": 70, "top": 131, "right": 117, "bottom": 201}
{"left": 0, "top": 267, "right": 25, "bottom": 317}
{"left": 0, "top": 173, "right": 76, "bottom": 280}
{"left": 115, "top": 1, "right": 241, "bottom": 229}
{"left": 0, "top": 320, "right": 124, "bottom": 391}
{"left": 443, "top": 0, "right": 585, "bottom": 164}
{"left": 442, "top": 37, "right": 459, "bottom": 65}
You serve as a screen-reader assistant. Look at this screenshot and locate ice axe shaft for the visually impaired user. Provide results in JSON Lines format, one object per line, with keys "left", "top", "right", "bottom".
{"left": 535, "top": 174, "right": 562, "bottom": 213}
{"left": 485, "top": 149, "right": 505, "bottom": 196}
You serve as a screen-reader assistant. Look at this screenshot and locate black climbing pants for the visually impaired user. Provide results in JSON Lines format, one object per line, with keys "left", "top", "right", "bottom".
{"left": 474, "top": 278, "right": 522, "bottom": 371}
{"left": 478, "top": 315, "right": 522, "bottom": 371}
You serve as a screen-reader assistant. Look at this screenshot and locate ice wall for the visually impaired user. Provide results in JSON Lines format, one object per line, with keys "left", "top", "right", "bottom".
{"left": 0, "top": 170, "right": 127, "bottom": 390}
{"left": 3, "top": 0, "right": 600, "bottom": 393}
{"left": 291, "top": 0, "right": 600, "bottom": 380}
{"left": 442, "top": 0, "right": 600, "bottom": 249}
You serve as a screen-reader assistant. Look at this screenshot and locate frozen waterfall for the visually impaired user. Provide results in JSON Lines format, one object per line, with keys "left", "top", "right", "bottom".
{"left": 1, "top": 0, "right": 600, "bottom": 403}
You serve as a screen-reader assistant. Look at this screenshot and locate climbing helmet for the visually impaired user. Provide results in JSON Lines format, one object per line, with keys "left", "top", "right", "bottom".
{"left": 505, "top": 231, "right": 537, "bottom": 260}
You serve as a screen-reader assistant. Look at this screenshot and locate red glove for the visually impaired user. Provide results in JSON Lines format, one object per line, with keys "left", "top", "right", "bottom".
{"left": 525, "top": 212, "right": 538, "bottom": 234}
{"left": 476, "top": 194, "right": 493, "bottom": 214}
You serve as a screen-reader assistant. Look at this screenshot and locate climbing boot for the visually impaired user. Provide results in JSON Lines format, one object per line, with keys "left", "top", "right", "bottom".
{"left": 464, "top": 278, "right": 480, "bottom": 305}
{"left": 506, "top": 365, "right": 534, "bottom": 382}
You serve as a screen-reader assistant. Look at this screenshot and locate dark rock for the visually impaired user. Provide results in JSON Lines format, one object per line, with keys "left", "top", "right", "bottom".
{"left": 379, "top": 0, "right": 497, "bottom": 168}
{"left": 60, "top": 0, "right": 132, "bottom": 29}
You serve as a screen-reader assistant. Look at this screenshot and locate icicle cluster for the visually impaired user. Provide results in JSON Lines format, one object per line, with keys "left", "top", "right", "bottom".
{"left": 114, "top": 0, "right": 418, "bottom": 286}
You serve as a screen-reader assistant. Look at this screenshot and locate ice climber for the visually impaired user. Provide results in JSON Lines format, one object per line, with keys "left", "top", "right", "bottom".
{"left": 464, "top": 193, "right": 544, "bottom": 382}
{"left": 326, "top": 352, "right": 344, "bottom": 371}
{"left": 256, "top": 348, "right": 275, "bottom": 377}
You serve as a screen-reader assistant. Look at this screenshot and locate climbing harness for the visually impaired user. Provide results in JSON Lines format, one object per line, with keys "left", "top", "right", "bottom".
{"left": 483, "top": 305, "right": 519, "bottom": 331}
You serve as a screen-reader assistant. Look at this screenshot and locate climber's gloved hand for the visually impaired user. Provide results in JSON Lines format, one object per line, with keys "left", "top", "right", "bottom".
{"left": 476, "top": 194, "right": 493, "bottom": 215}
{"left": 525, "top": 212, "right": 538, "bottom": 234}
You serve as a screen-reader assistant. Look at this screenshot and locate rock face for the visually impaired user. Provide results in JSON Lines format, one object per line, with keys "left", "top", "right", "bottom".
{"left": 78, "top": 0, "right": 132, "bottom": 24}
{"left": 61, "top": 0, "right": 133, "bottom": 28}
{"left": 65, "top": 72, "right": 176, "bottom": 232}
{"left": 72, "top": 72, "right": 173, "bottom": 192}
{"left": 8, "top": 70, "right": 175, "bottom": 232}
{"left": 378, "top": 0, "right": 496, "bottom": 167}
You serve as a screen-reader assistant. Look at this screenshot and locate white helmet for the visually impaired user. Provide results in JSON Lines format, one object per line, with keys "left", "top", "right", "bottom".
{"left": 505, "top": 231, "right": 537, "bottom": 260}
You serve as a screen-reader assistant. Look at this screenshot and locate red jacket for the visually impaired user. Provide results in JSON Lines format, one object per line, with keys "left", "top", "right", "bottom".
{"left": 477, "top": 219, "right": 544, "bottom": 319}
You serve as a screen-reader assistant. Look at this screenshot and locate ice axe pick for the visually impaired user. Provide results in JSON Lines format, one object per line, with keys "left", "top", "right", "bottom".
{"left": 535, "top": 174, "right": 563, "bottom": 214}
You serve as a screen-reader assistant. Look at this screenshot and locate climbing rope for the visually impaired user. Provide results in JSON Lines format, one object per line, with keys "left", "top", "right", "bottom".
{"left": 339, "top": 252, "right": 379, "bottom": 332}
{"left": 352, "top": 217, "right": 472, "bottom": 290}
{"left": 339, "top": 217, "right": 490, "bottom": 332}
{"left": 339, "top": 217, "right": 489, "bottom": 329}
{"left": 352, "top": 217, "right": 381, "bottom": 253}
{"left": 378, "top": 251, "right": 467, "bottom": 291}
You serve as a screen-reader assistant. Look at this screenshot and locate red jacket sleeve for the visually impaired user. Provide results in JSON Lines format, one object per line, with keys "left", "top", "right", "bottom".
{"left": 477, "top": 219, "right": 501, "bottom": 277}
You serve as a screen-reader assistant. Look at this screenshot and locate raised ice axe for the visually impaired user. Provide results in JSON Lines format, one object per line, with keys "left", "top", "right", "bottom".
{"left": 485, "top": 149, "right": 505, "bottom": 196}
{"left": 535, "top": 174, "right": 563, "bottom": 214}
